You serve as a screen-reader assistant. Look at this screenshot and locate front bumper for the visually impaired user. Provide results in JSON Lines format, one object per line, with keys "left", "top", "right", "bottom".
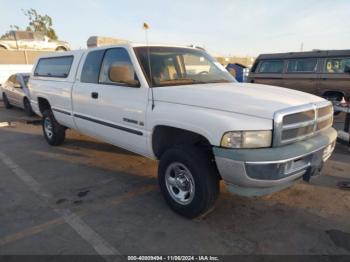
{"left": 213, "top": 128, "right": 337, "bottom": 197}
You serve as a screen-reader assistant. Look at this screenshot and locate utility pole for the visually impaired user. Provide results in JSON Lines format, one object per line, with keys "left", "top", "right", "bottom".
{"left": 300, "top": 42, "right": 304, "bottom": 52}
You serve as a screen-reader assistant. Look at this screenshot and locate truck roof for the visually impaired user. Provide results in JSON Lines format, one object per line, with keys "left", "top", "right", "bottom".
{"left": 36, "top": 43, "right": 200, "bottom": 59}
{"left": 257, "top": 49, "right": 350, "bottom": 60}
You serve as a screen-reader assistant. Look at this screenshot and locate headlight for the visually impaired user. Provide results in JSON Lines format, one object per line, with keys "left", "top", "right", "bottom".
{"left": 220, "top": 130, "right": 272, "bottom": 148}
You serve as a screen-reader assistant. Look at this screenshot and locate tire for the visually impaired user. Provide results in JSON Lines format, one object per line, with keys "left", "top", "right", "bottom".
{"left": 2, "top": 93, "right": 12, "bottom": 109}
{"left": 158, "top": 145, "right": 220, "bottom": 218}
{"left": 23, "top": 97, "right": 34, "bottom": 116}
{"left": 42, "top": 109, "right": 66, "bottom": 146}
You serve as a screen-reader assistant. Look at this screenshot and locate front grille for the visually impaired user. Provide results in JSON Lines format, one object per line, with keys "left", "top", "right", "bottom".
{"left": 282, "top": 109, "right": 314, "bottom": 125}
{"left": 273, "top": 101, "right": 333, "bottom": 146}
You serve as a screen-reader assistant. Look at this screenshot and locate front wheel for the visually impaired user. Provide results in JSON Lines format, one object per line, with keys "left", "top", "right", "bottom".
{"left": 158, "top": 145, "right": 219, "bottom": 218}
{"left": 42, "top": 109, "right": 66, "bottom": 146}
{"left": 2, "top": 93, "right": 12, "bottom": 109}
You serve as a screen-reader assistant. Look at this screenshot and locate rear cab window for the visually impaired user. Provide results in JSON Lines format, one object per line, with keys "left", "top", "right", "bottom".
{"left": 81, "top": 50, "right": 105, "bottom": 83}
{"left": 258, "top": 60, "right": 284, "bottom": 73}
{"left": 34, "top": 56, "right": 74, "bottom": 78}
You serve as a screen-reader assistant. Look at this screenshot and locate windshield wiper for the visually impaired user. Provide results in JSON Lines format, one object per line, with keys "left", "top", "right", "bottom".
{"left": 155, "top": 78, "right": 231, "bottom": 87}
{"left": 190, "top": 79, "right": 231, "bottom": 84}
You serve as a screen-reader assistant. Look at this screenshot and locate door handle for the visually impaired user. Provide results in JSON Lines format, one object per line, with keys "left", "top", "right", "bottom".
{"left": 91, "top": 92, "right": 99, "bottom": 99}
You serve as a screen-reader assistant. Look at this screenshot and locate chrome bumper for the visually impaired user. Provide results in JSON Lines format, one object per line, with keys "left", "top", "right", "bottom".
{"left": 213, "top": 128, "right": 337, "bottom": 197}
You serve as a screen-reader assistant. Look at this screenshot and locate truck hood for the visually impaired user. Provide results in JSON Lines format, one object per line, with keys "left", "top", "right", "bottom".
{"left": 153, "top": 83, "right": 325, "bottom": 119}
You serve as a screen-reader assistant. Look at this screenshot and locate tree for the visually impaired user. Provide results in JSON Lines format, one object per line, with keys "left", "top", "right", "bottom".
{"left": 23, "top": 9, "right": 58, "bottom": 40}
{"left": 1, "top": 9, "right": 58, "bottom": 40}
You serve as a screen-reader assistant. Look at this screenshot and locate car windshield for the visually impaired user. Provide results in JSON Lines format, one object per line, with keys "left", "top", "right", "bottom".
{"left": 134, "top": 46, "right": 236, "bottom": 87}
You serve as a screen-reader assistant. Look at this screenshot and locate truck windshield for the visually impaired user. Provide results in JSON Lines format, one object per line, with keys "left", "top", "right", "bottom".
{"left": 134, "top": 46, "right": 235, "bottom": 87}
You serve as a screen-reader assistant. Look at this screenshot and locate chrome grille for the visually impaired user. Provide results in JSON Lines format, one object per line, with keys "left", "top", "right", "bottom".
{"left": 273, "top": 101, "right": 333, "bottom": 146}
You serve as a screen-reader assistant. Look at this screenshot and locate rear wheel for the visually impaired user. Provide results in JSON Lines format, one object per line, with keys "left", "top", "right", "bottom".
{"left": 2, "top": 93, "right": 12, "bottom": 109}
{"left": 158, "top": 145, "right": 219, "bottom": 218}
{"left": 42, "top": 109, "right": 66, "bottom": 146}
{"left": 23, "top": 97, "right": 34, "bottom": 116}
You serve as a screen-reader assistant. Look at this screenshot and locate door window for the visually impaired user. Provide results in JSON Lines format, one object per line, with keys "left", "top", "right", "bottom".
{"left": 81, "top": 50, "right": 105, "bottom": 83}
{"left": 99, "top": 48, "right": 139, "bottom": 87}
{"left": 325, "top": 57, "right": 350, "bottom": 73}
{"left": 6, "top": 74, "right": 20, "bottom": 87}
{"left": 258, "top": 60, "right": 284, "bottom": 73}
{"left": 287, "top": 58, "right": 317, "bottom": 73}
{"left": 7, "top": 75, "right": 17, "bottom": 85}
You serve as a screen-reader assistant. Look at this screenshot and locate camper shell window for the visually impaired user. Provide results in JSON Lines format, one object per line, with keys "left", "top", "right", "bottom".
{"left": 34, "top": 56, "right": 73, "bottom": 78}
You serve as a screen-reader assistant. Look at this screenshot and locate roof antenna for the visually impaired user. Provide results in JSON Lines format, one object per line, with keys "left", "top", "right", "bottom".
{"left": 143, "top": 22, "right": 155, "bottom": 110}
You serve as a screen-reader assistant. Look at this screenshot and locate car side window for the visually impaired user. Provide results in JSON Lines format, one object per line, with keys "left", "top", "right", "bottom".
{"left": 325, "top": 57, "right": 350, "bottom": 73}
{"left": 81, "top": 50, "right": 105, "bottom": 83}
{"left": 6, "top": 75, "right": 17, "bottom": 86}
{"left": 258, "top": 60, "right": 284, "bottom": 73}
{"left": 7, "top": 75, "right": 16, "bottom": 84}
{"left": 14, "top": 75, "right": 21, "bottom": 87}
{"left": 287, "top": 58, "right": 317, "bottom": 73}
{"left": 99, "top": 48, "right": 139, "bottom": 87}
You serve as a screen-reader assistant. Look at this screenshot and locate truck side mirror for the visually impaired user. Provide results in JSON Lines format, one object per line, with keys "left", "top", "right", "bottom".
{"left": 344, "top": 65, "right": 350, "bottom": 74}
{"left": 108, "top": 64, "right": 140, "bottom": 87}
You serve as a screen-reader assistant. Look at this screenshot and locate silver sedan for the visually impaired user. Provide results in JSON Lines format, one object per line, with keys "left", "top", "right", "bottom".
{"left": 1, "top": 73, "right": 34, "bottom": 116}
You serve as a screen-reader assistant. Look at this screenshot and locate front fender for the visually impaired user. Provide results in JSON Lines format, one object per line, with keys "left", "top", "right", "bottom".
{"left": 148, "top": 101, "right": 273, "bottom": 146}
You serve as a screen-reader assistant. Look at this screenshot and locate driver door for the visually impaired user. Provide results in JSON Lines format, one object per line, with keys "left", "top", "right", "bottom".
{"left": 72, "top": 47, "right": 149, "bottom": 156}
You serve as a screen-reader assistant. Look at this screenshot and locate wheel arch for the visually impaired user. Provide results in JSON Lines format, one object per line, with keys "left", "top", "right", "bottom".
{"left": 37, "top": 97, "right": 52, "bottom": 114}
{"left": 322, "top": 90, "right": 347, "bottom": 100}
{"left": 151, "top": 125, "right": 214, "bottom": 160}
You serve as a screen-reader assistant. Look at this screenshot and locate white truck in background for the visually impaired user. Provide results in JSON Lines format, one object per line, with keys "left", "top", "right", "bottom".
{"left": 28, "top": 43, "right": 336, "bottom": 218}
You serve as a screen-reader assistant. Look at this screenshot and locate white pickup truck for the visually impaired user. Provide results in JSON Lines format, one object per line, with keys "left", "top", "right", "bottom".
{"left": 29, "top": 43, "right": 337, "bottom": 218}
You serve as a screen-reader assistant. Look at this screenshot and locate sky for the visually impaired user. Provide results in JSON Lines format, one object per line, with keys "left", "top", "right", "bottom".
{"left": 0, "top": 0, "right": 349, "bottom": 56}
